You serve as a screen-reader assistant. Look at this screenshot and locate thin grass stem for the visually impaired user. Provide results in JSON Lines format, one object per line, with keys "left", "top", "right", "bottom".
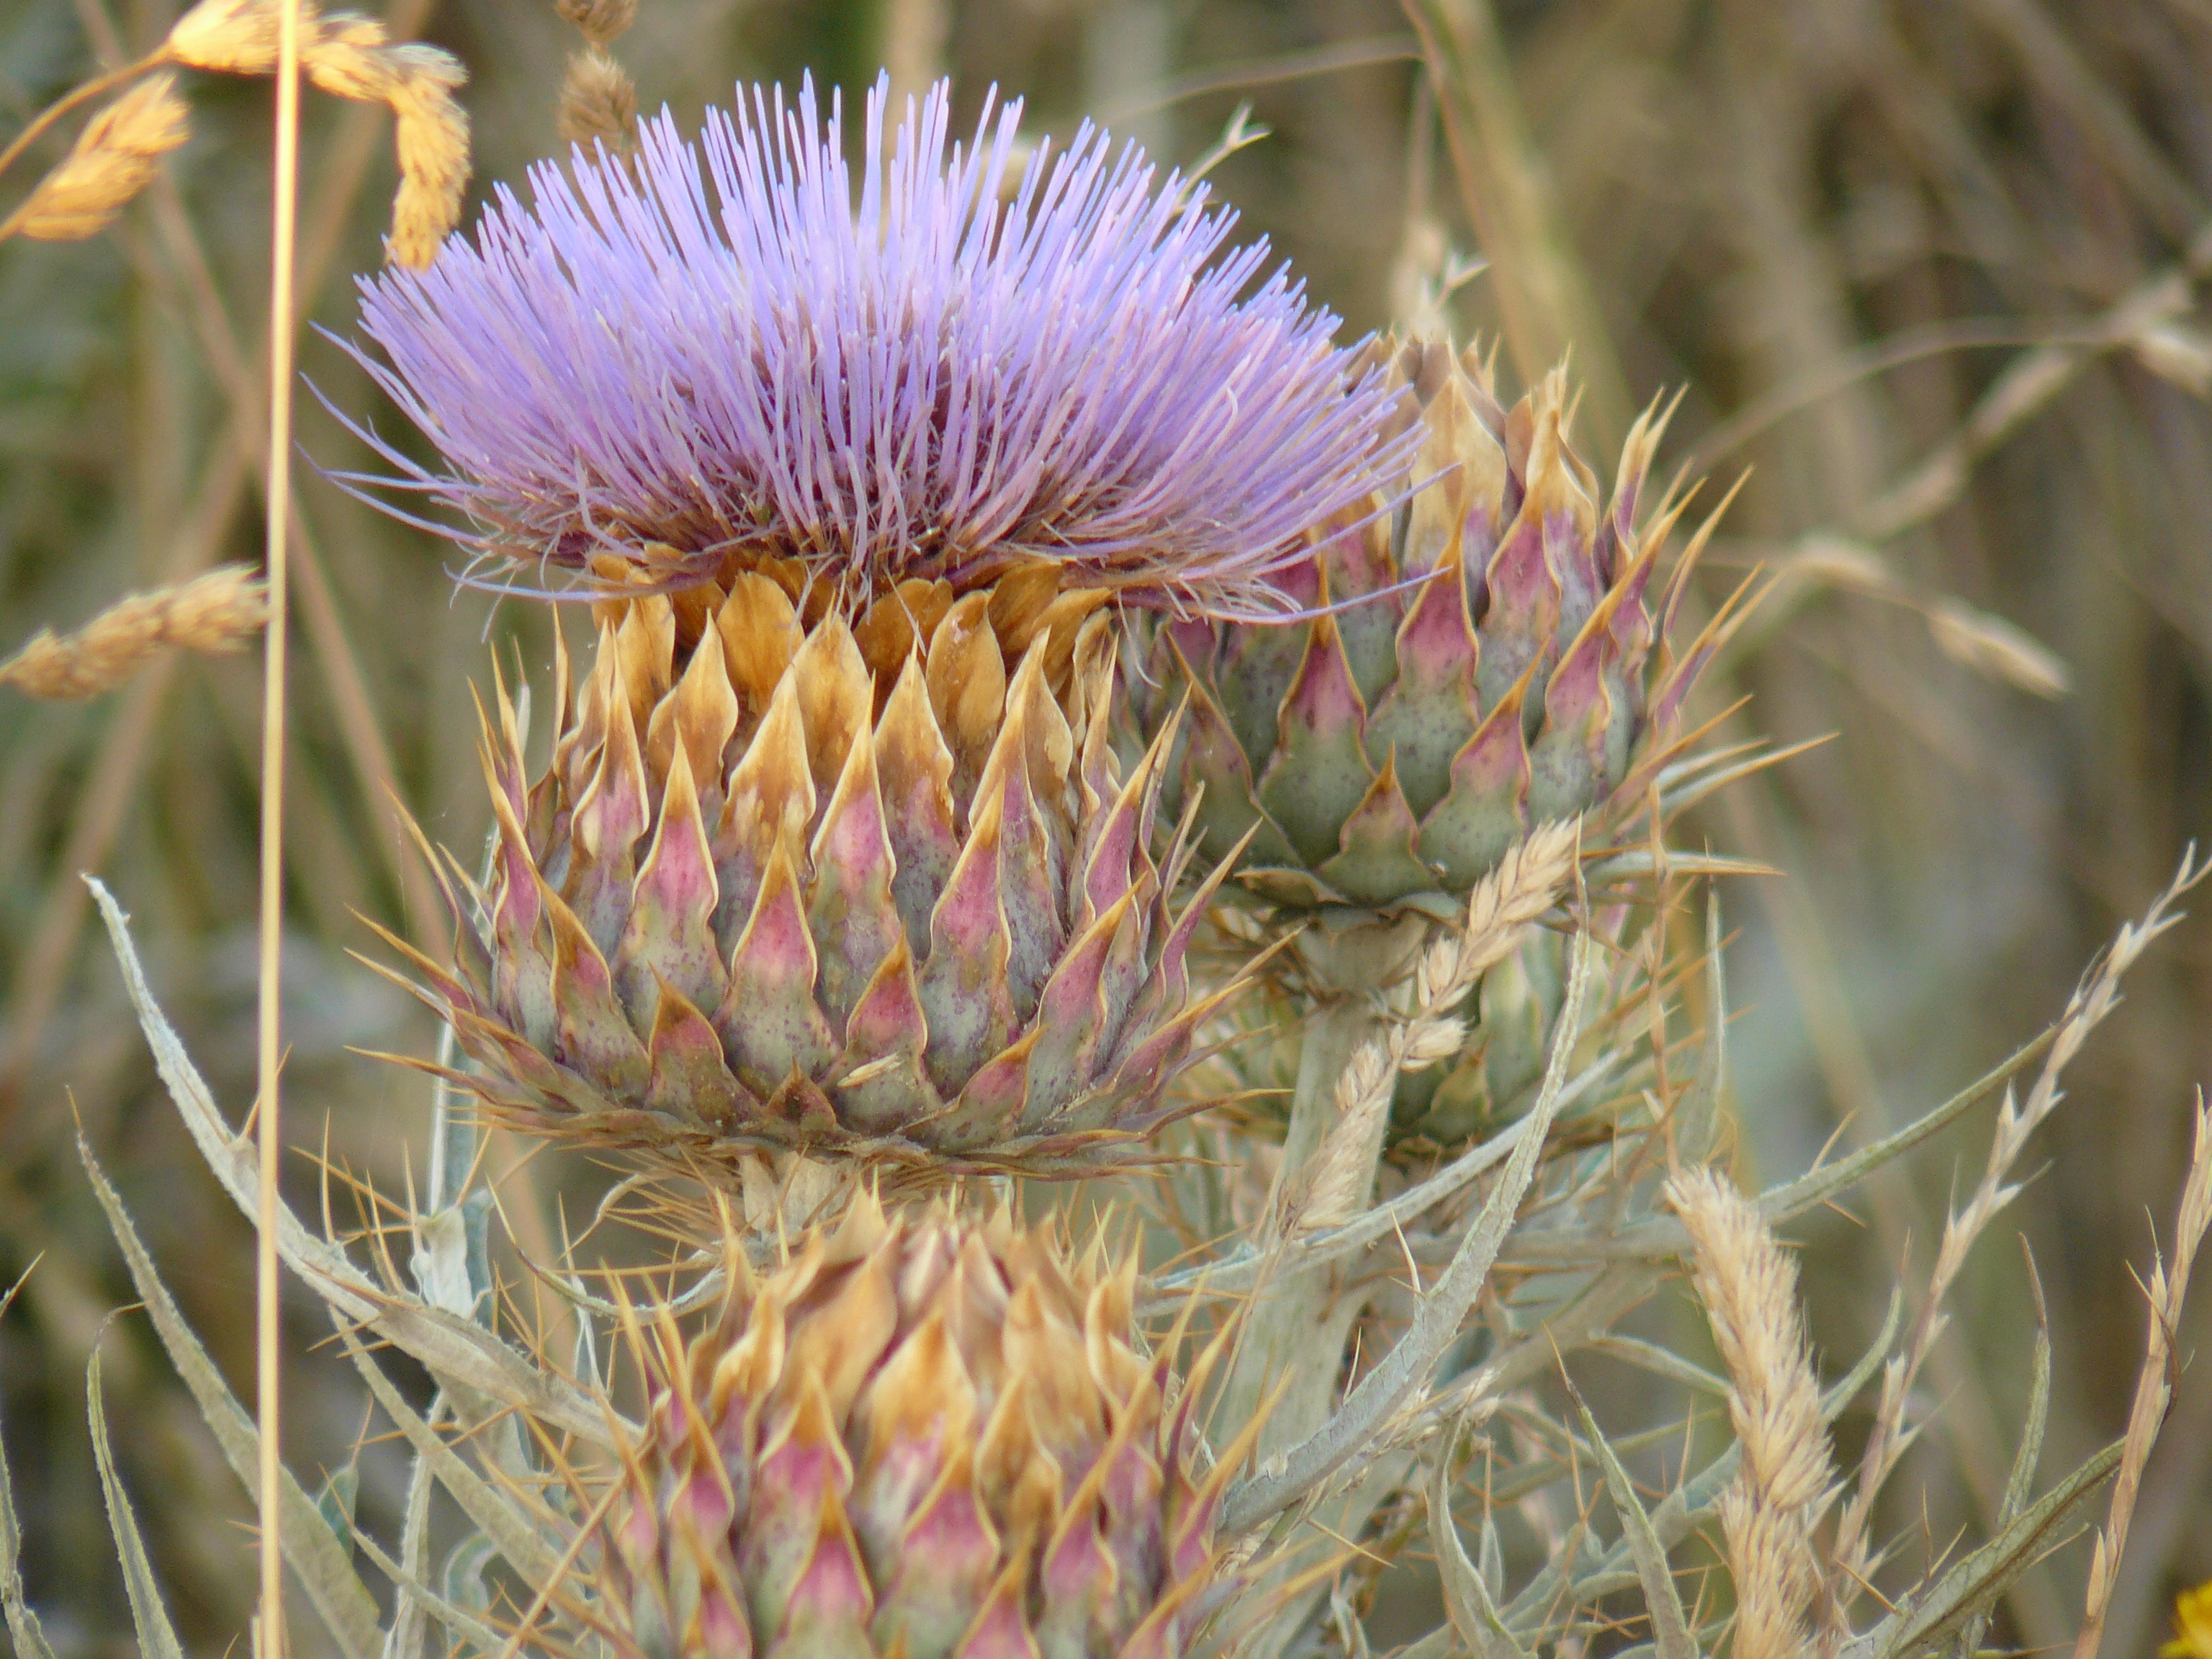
{"left": 254, "top": 0, "right": 302, "bottom": 1649}
{"left": 0, "top": 55, "right": 159, "bottom": 186}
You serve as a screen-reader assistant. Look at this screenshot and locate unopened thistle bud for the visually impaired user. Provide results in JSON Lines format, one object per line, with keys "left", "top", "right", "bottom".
{"left": 593, "top": 1197, "right": 1261, "bottom": 1658}
{"left": 1130, "top": 338, "right": 1747, "bottom": 919}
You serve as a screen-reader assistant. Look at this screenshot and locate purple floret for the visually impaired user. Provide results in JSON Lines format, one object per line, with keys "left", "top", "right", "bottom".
{"left": 340, "top": 76, "right": 1410, "bottom": 619}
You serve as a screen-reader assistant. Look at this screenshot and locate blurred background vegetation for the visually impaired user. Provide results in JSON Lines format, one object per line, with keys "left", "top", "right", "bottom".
{"left": 1, "top": 0, "right": 2208, "bottom": 1650}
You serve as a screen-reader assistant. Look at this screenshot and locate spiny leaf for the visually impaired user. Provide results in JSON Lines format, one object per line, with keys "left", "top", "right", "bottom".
{"left": 381, "top": 1396, "right": 441, "bottom": 1659}
{"left": 1227, "top": 927, "right": 1596, "bottom": 1532}
{"left": 338, "top": 1327, "right": 562, "bottom": 1586}
{"left": 347, "top": 1515, "right": 510, "bottom": 1659}
{"left": 89, "top": 876, "right": 624, "bottom": 1449}
{"left": 0, "top": 1268, "right": 58, "bottom": 1659}
{"left": 1568, "top": 1383, "right": 1696, "bottom": 1659}
{"left": 1858, "top": 1444, "right": 2122, "bottom": 1659}
{"left": 80, "top": 1136, "right": 385, "bottom": 1659}
{"left": 88, "top": 1349, "right": 185, "bottom": 1659}
{"left": 1430, "top": 1448, "right": 1533, "bottom": 1659}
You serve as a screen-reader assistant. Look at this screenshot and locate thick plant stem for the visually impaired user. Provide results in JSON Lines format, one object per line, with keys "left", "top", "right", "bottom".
{"left": 1211, "top": 918, "right": 1423, "bottom": 1650}
{"left": 1222, "top": 993, "right": 1377, "bottom": 1455}
{"left": 1219, "top": 912, "right": 1429, "bottom": 1467}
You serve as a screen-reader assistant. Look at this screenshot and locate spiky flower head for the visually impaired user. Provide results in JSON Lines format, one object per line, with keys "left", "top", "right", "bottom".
{"left": 598, "top": 1196, "right": 1258, "bottom": 1659}
{"left": 343, "top": 76, "right": 1408, "bottom": 619}
{"left": 1130, "top": 337, "right": 1754, "bottom": 916}
{"left": 379, "top": 563, "right": 1242, "bottom": 1188}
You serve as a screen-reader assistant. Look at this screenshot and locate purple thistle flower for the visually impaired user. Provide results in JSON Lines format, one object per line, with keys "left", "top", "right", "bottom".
{"left": 340, "top": 76, "right": 1411, "bottom": 618}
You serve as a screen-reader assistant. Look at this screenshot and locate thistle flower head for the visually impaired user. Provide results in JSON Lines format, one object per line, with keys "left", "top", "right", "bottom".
{"left": 344, "top": 76, "right": 1408, "bottom": 619}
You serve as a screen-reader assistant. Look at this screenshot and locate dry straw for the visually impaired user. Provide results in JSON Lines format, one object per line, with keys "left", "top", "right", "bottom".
{"left": 0, "top": 0, "right": 467, "bottom": 266}
{"left": 552, "top": 0, "right": 637, "bottom": 156}
{"left": 250, "top": 0, "right": 305, "bottom": 1645}
{"left": 0, "top": 565, "right": 269, "bottom": 699}
{"left": 163, "top": 0, "right": 471, "bottom": 266}
{"left": 1670, "top": 1166, "right": 1833, "bottom": 1659}
{"left": 1, "top": 73, "right": 189, "bottom": 242}
{"left": 2074, "top": 1092, "right": 2212, "bottom": 1659}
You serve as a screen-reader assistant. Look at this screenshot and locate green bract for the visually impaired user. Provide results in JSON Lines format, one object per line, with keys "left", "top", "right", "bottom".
{"left": 1131, "top": 339, "right": 1732, "bottom": 919}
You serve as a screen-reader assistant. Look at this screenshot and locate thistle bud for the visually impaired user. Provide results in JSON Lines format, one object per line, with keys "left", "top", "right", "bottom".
{"left": 597, "top": 1197, "right": 1256, "bottom": 1659}
{"left": 1132, "top": 338, "right": 1740, "bottom": 917}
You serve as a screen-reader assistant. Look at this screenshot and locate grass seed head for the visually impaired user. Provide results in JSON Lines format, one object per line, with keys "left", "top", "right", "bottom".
{"left": 557, "top": 45, "right": 638, "bottom": 155}
{"left": 12, "top": 73, "right": 190, "bottom": 243}
{"left": 0, "top": 565, "right": 269, "bottom": 698}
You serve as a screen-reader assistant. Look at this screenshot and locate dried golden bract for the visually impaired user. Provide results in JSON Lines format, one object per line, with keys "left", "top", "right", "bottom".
{"left": 379, "top": 561, "right": 1244, "bottom": 1188}
{"left": 593, "top": 1197, "right": 1259, "bottom": 1659}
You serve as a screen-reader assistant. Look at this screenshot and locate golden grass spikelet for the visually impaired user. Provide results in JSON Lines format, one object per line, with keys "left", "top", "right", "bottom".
{"left": 6, "top": 73, "right": 189, "bottom": 243}
{"left": 2074, "top": 1094, "right": 2212, "bottom": 1659}
{"left": 162, "top": 0, "right": 469, "bottom": 266}
{"left": 557, "top": 46, "right": 637, "bottom": 155}
{"left": 384, "top": 45, "right": 469, "bottom": 266}
{"left": 0, "top": 564, "right": 269, "bottom": 699}
{"left": 557, "top": 0, "right": 637, "bottom": 46}
{"left": 1668, "top": 1166, "right": 1831, "bottom": 1659}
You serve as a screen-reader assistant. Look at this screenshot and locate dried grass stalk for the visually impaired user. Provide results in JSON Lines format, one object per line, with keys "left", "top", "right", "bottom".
{"left": 1670, "top": 1166, "right": 1833, "bottom": 1659}
{"left": 1828, "top": 850, "right": 2205, "bottom": 1599}
{"left": 162, "top": 0, "right": 469, "bottom": 266}
{"left": 1925, "top": 597, "right": 2071, "bottom": 699}
{"left": 0, "top": 565, "right": 269, "bottom": 699}
{"left": 2072, "top": 1092, "right": 2212, "bottom": 1659}
{"left": 556, "top": 47, "right": 636, "bottom": 155}
{"left": 5, "top": 74, "right": 189, "bottom": 243}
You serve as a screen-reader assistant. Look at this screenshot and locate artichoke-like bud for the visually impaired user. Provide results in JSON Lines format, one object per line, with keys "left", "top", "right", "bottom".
{"left": 600, "top": 1197, "right": 1257, "bottom": 1659}
{"left": 385, "top": 562, "right": 1241, "bottom": 1184}
{"left": 1132, "top": 339, "right": 1747, "bottom": 917}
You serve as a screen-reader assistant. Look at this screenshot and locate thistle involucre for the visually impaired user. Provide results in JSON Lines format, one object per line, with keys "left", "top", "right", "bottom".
{"left": 600, "top": 1198, "right": 1254, "bottom": 1659}
{"left": 1133, "top": 338, "right": 1743, "bottom": 916}
{"left": 385, "top": 563, "right": 1238, "bottom": 1182}
{"left": 345, "top": 77, "right": 1406, "bottom": 619}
